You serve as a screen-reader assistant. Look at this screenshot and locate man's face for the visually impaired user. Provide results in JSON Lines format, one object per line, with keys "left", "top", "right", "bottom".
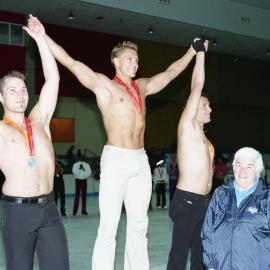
{"left": 196, "top": 96, "right": 212, "bottom": 124}
{"left": 115, "top": 48, "right": 139, "bottom": 78}
{"left": 0, "top": 77, "right": 29, "bottom": 113}
{"left": 233, "top": 156, "right": 257, "bottom": 190}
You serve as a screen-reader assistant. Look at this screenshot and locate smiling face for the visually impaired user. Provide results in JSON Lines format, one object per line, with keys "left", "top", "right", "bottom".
{"left": 0, "top": 77, "right": 29, "bottom": 114}
{"left": 114, "top": 48, "right": 139, "bottom": 78}
{"left": 233, "top": 156, "right": 257, "bottom": 190}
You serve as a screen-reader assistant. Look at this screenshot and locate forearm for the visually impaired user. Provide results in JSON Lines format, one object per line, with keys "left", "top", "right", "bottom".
{"left": 35, "top": 35, "right": 59, "bottom": 82}
{"left": 166, "top": 47, "right": 195, "bottom": 80}
{"left": 144, "top": 47, "right": 196, "bottom": 95}
{"left": 45, "top": 34, "right": 74, "bottom": 69}
{"left": 191, "top": 52, "right": 205, "bottom": 91}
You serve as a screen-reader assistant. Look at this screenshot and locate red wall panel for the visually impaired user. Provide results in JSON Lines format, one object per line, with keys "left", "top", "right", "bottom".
{"left": 0, "top": 44, "right": 25, "bottom": 76}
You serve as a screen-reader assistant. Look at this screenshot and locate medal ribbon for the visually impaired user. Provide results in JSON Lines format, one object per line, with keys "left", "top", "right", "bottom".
{"left": 113, "top": 76, "right": 143, "bottom": 113}
{"left": 3, "top": 116, "right": 35, "bottom": 156}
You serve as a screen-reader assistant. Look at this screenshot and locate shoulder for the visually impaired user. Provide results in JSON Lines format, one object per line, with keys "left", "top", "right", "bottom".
{"left": 211, "top": 183, "right": 231, "bottom": 204}
{"left": 134, "top": 78, "right": 147, "bottom": 95}
{"left": 72, "top": 162, "right": 79, "bottom": 167}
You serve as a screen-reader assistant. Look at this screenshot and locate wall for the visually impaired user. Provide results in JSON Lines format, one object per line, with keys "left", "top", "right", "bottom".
{"left": 2, "top": 10, "right": 270, "bottom": 155}
{"left": 53, "top": 97, "right": 106, "bottom": 155}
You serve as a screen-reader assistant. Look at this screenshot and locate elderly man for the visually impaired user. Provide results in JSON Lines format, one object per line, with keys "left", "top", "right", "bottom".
{"left": 201, "top": 147, "right": 270, "bottom": 270}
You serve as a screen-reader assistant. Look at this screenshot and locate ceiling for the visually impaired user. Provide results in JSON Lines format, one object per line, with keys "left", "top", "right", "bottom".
{"left": 1, "top": 0, "right": 270, "bottom": 61}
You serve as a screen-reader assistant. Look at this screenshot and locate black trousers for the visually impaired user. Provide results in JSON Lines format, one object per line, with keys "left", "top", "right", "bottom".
{"left": 54, "top": 176, "right": 66, "bottom": 214}
{"left": 169, "top": 178, "right": 178, "bottom": 201}
{"left": 0, "top": 194, "right": 69, "bottom": 270}
{"left": 167, "top": 189, "right": 209, "bottom": 270}
{"left": 73, "top": 179, "right": 87, "bottom": 214}
{"left": 156, "top": 182, "right": 166, "bottom": 207}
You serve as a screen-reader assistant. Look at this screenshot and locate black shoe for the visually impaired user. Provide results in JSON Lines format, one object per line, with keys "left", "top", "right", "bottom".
{"left": 82, "top": 211, "right": 88, "bottom": 215}
{"left": 61, "top": 209, "right": 67, "bottom": 216}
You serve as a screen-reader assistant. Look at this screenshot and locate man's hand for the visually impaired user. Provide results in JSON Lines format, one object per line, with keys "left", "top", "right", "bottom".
{"left": 191, "top": 38, "right": 209, "bottom": 53}
{"left": 23, "top": 14, "right": 45, "bottom": 40}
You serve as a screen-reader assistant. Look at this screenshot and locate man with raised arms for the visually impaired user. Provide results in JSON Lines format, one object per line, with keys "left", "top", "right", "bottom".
{"left": 41, "top": 16, "right": 207, "bottom": 269}
{"left": 167, "top": 38, "right": 212, "bottom": 270}
{"left": 0, "top": 15, "right": 69, "bottom": 270}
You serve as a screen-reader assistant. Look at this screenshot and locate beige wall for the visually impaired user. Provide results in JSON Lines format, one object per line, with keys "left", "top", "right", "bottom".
{"left": 52, "top": 97, "right": 106, "bottom": 155}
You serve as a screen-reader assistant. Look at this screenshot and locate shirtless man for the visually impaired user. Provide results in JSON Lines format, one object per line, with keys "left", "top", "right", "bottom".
{"left": 40, "top": 16, "right": 207, "bottom": 269}
{"left": 0, "top": 15, "right": 69, "bottom": 270}
{"left": 166, "top": 39, "right": 212, "bottom": 270}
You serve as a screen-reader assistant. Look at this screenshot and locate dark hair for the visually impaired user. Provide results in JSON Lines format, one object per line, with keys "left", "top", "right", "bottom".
{"left": 0, "top": 71, "right": 25, "bottom": 94}
{"left": 182, "top": 92, "right": 208, "bottom": 109}
{"left": 111, "top": 41, "right": 138, "bottom": 66}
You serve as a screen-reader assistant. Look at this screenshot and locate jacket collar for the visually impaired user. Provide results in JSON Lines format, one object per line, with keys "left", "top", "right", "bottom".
{"left": 227, "top": 178, "right": 266, "bottom": 195}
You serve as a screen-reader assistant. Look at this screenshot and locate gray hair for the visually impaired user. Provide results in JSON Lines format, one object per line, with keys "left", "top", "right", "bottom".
{"left": 232, "top": 147, "right": 264, "bottom": 177}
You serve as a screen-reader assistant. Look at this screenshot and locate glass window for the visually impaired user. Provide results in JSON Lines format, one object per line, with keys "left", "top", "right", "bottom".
{"left": 0, "top": 22, "right": 9, "bottom": 44}
{"left": 10, "top": 24, "right": 24, "bottom": 45}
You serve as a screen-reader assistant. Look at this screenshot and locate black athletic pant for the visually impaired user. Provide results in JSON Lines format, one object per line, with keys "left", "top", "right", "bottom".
{"left": 0, "top": 193, "right": 69, "bottom": 270}
{"left": 167, "top": 189, "right": 209, "bottom": 270}
{"left": 54, "top": 176, "right": 66, "bottom": 214}
{"left": 156, "top": 182, "right": 166, "bottom": 207}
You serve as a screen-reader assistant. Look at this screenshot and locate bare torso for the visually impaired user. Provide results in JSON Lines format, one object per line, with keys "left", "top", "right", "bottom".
{"left": 177, "top": 120, "right": 214, "bottom": 195}
{"left": 96, "top": 77, "right": 146, "bottom": 149}
{"left": 0, "top": 119, "right": 54, "bottom": 197}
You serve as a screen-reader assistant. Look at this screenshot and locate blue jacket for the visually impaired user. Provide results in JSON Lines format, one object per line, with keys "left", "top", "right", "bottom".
{"left": 201, "top": 180, "right": 270, "bottom": 270}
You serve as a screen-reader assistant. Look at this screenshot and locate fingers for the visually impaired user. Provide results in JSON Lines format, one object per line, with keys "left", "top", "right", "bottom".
{"left": 191, "top": 37, "right": 209, "bottom": 53}
{"left": 204, "top": 40, "right": 209, "bottom": 52}
{"left": 22, "top": 26, "right": 29, "bottom": 34}
{"left": 26, "top": 14, "right": 41, "bottom": 29}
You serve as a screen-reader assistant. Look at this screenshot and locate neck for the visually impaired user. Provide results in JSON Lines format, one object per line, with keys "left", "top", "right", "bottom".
{"left": 197, "top": 121, "right": 205, "bottom": 131}
{"left": 3, "top": 111, "right": 25, "bottom": 125}
{"left": 115, "top": 73, "right": 133, "bottom": 85}
{"left": 235, "top": 179, "right": 257, "bottom": 191}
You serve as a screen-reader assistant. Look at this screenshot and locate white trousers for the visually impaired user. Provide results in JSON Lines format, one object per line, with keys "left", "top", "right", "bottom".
{"left": 92, "top": 145, "right": 152, "bottom": 270}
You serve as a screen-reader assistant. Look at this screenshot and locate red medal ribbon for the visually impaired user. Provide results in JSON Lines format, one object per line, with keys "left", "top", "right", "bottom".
{"left": 3, "top": 116, "right": 35, "bottom": 156}
{"left": 113, "top": 76, "right": 143, "bottom": 113}
{"left": 24, "top": 117, "right": 35, "bottom": 156}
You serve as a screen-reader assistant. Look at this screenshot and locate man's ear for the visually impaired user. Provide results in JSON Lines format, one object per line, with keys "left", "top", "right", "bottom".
{"left": 0, "top": 93, "right": 3, "bottom": 105}
{"left": 113, "top": 58, "right": 119, "bottom": 68}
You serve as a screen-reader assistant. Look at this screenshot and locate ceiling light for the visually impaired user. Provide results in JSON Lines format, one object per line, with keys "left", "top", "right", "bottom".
{"left": 68, "top": 10, "right": 75, "bottom": 20}
{"left": 266, "top": 50, "right": 270, "bottom": 56}
{"left": 148, "top": 25, "right": 154, "bottom": 34}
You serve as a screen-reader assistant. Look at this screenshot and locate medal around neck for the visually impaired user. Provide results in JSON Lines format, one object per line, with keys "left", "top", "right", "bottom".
{"left": 28, "top": 155, "right": 37, "bottom": 170}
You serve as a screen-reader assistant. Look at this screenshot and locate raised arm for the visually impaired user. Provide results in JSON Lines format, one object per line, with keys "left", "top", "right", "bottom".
{"left": 23, "top": 14, "right": 59, "bottom": 125}
{"left": 180, "top": 39, "right": 206, "bottom": 124}
{"left": 138, "top": 38, "right": 207, "bottom": 96}
{"left": 45, "top": 30, "right": 104, "bottom": 94}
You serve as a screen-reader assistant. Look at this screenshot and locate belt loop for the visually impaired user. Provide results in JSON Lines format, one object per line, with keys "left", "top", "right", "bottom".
{"left": 38, "top": 197, "right": 47, "bottom": 204}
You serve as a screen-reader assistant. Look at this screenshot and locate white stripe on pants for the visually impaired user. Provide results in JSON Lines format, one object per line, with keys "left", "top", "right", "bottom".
{"left": 92, "top": 145, "right": 152, "bottom": 270}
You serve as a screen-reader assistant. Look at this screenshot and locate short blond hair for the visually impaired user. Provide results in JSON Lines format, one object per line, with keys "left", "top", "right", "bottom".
{"left": 0, "top": 71, "right": 25, "bottom": 93}
{"left": 111, "top": 41, "right": 138, "bottom": 66}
